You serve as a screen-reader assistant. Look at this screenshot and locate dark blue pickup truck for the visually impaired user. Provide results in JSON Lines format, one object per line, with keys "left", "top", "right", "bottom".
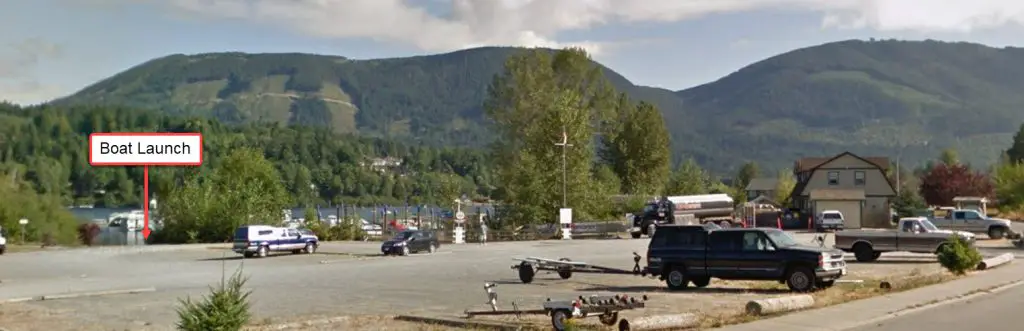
{"left": 645, "top": 225, "right": 847, "bottom": 292}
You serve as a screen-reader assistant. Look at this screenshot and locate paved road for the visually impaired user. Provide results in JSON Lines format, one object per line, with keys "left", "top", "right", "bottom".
{"left": 0, "top": 230, "right": 1014, "bottom": 330}
{"left": 848, "top": 282, "right": 1024, "bottom": 331}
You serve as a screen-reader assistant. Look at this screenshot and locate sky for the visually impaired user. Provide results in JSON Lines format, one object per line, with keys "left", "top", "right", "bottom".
{"left": 2, "top": 0, "right": 1024, "bottom": 105}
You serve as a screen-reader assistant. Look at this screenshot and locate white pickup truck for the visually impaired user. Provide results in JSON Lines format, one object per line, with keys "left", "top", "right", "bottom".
{"left": 929, "top": 209, "right": 1019, "bottom": 240}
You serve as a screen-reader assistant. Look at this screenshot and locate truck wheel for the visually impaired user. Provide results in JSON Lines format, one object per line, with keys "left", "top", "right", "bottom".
{"left": 691, "top": 276, "right": 711, "bottom": 288}
{"left": 518, "top": 262, "right": 535, "bottom": 283}
{"left": 643, "top": 221, "right": 656, "bottom": 237}
{"left": 989, "top": 227, "right": 1007, "bottom": 240}
{"left": 665, "top": 266, "right": 690, "bottom": 290}
{"left": 853, "top": 243, "right": 878, "bottom": 262}
{"left": 786, "top": 267, "right": 816, "bottom": 292}
{"left": 631, "top": 232, "right": 642, "bottom": 239}
{"left": 256, "top": 245, "right": 269, "bottom": 258}
{"left": 718, "top": 221, "right": 732, "bottom": 228}
{"left": 304, "top": 242, "right": 316, "bottom": 254}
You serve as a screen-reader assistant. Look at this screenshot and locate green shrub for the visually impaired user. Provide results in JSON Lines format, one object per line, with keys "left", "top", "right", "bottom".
{"left": 176, "top": 267, "right": 252, "bottom": 331}
{"left": 937, "top": 235, "right": 983, "bottom": 275}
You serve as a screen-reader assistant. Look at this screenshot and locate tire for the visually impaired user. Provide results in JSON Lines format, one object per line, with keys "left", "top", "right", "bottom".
{"left": 401, "top": 246, "right": 410, "bottom": 256}
{"left": 428, "top": 243, "right": 437, "bottom": 254}
{"left": 935, "top": 243, "right": 950, "bottom": 254}
{"left": 303, "top": 242, "right": 316, "bottom": 254}
{"left": 818, "top": 280, "right": 836, "bottom": 289}
{"left": 256, "top": 245, "right": 268, "bottom": 258}
{"left": 631, "top": 232, "right": 642, "bottom": 239}
{"left": 989, "top": 227, "right": 1007, "bottom": 240}
{"left": 598, "top": 312, "right": 619, "bottom": 326}
{"left": 786, "top": 266, "right": 816, "bottom": 292}
{"left": 665, "top": 266, "right": 689, "bottom": 291}
{"left": 691, "top": 276, "right": 711, "bottom": 288}
{"left": 550, "top": 310, "right": 570, "bottom": 331}
{"left": 557, "top": 258, "right": 573, "bottom": 279}
{"left": 243, "top": 252, "right": 254, "bottom": 258}
{"left": 718, "top": 221, "right": 732, "bottom": 228}
{"left": 0, "top": 246, "right": 6, "bottom": 255}
{"left": 518, "top": 262, "right": 535, "bottom": 283}
{"left": 642, "top": 221, "right": 656, "bottom": 237}
{"left": 853, "top": 243, "right": 878, "bottom": 262}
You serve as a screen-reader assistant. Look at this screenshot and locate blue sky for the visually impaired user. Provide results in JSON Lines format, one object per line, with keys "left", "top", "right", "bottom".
{"left": 2, "top": 0, "right": 1024, "bottom": 105}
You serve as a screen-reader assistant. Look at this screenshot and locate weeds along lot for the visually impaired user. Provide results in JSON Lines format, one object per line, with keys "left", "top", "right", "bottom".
{"left": 0, "top": 234, "right": 961, "bottom": 331}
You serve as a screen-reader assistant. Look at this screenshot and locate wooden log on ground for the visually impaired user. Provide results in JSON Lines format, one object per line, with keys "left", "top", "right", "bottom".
{"left": 617, "top": 313, "right": 700, "bottom": 331}
{"left": 978, "top": 253, "right": 1014, "bottom": 270}
{"left": 744, "top": 295, "right": 815, "bottom": 316}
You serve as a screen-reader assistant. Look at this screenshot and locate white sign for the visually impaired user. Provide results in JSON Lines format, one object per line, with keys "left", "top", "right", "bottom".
{"left": 559, "top": 208, "right": 573, "bottom": 225}
{"left": 89, "top": 133, "right": 203, "bottom": 166}
{"left": 455, "top": 211, "right": 466, "bottom": 220}
{"left": 18, "top": 218, "right": 28, "bottom": 225}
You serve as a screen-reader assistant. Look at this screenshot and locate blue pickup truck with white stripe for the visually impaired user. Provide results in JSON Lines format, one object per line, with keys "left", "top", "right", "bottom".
{"left": 232, "top": 225, "right": 319, "bottom": 258}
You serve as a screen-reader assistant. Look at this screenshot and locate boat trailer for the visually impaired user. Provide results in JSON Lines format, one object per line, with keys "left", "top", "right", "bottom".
{"left": 511, "top": 252, "right": 645, "bottom": 283}
{"left": 465, "top": 282, "right": 648, "bottom": 330}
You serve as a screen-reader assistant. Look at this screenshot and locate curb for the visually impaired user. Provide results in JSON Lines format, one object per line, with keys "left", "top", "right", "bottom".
{"left": 837, "top": 279, "right": 1024, "bottom": 331}
{"left": 977, "top": 253, "right": 1014, "bottom": 270}
{"left": 1, "top": 287, "right": 156, "bottom": 303}
{"left": 394, "top": 315, "right": 529, "bottom": 331}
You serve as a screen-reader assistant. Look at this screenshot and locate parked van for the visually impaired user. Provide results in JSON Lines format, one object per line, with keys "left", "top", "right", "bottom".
{"left": 232, "top": 225, "right": 318, "bottom": 258}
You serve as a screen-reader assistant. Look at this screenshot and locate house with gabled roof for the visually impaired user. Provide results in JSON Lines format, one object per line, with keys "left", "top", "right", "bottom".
{"left": 790, "top": 152, "right": 896, "bottom": 228}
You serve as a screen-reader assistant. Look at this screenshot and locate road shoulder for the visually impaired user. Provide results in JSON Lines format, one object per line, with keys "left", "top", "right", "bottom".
{"left": 712, "top": 261, "right": 1024, "bottom": 331}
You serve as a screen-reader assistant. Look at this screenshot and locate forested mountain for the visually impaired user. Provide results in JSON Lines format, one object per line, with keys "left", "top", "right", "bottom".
{"left": 0, "top": 102, "right": 492, "bottom": 208}
{"left": 55, "top": 39, "right": 1024, "bottom": 172}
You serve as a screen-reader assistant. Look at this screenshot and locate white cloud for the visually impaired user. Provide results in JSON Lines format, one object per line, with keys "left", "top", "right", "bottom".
{"left": 149, "top": 0, "right": 1024, "bottom": 55}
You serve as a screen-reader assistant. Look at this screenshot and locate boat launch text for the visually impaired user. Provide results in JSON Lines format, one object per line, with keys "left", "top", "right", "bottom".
{"left": 89, "top": 133, "right": 203, "bottom": 166}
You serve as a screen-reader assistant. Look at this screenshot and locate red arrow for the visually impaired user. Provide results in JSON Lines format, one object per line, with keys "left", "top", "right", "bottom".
{"left": 142, "top": 166, "right": 151, "bottom": 239}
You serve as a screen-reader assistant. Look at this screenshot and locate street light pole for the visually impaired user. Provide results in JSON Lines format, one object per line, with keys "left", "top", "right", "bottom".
{"left": 554, "top": 126, "right": 573, "bottom": 208}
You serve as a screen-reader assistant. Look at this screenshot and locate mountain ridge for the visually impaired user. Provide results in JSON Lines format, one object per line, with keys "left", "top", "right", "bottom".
{"left": 55, "top": 39, "right": 1024, "bottom": 173}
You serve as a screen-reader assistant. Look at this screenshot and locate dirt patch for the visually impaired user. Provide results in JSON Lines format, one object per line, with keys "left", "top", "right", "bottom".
{"left": 0, "top": 302, "right": 150, "bottom": 331}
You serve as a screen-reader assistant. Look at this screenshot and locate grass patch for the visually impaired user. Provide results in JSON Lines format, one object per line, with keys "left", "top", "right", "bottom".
{"left": 699, "top": 272, "right": 957, "bottom": 328}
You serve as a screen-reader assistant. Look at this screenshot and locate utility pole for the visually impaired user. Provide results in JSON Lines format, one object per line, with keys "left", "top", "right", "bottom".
{"left": 554, "top": 126, "right": 573, "bottom": 208}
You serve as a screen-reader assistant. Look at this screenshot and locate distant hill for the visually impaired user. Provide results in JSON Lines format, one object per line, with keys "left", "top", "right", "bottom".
{"left": 56, "top": 40, "right": 1024, "bottom": 173}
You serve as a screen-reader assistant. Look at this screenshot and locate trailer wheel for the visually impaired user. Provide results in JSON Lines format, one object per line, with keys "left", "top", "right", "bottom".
{"left": 599, "top": 312, "right": 619, "bottom": 326}
{"left": 518, "top": 262, "right": 535, "bottom": 283}
{"left": 550, "top": 309, "right": 570, "bottom": 331}
{"left": 557, "top": 258, "right": 573, "bottom": 279}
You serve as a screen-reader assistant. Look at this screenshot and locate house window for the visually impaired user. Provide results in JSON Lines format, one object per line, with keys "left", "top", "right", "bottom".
{"left": 827, "top": 171, "right": 839, "bottom": 186}
{"left": 854, "top": 171, "right": 865, "bottom": 186}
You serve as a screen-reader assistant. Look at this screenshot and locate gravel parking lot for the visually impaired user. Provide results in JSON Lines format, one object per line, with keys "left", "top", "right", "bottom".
{"left": 0, "top": 231, "right": 1014, "bottom": 331}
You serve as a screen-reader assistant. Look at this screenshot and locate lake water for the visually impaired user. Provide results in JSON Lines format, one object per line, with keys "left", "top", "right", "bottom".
{"left": 68, "top": 204, "right": 494, "bottom": 246}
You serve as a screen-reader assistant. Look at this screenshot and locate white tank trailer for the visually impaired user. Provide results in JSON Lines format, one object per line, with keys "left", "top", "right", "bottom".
{"left": 629, "top": 194, "right": 736, "bottom": 238}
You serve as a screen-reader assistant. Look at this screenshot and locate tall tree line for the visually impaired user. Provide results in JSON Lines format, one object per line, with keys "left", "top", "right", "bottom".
{"left": 0, "top": 102, "right": 494, "bottom": 209}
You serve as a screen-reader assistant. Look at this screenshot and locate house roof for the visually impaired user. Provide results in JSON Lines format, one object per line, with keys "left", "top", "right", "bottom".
{"left": 809, "top": 189, "right": 866, "bottom": 201}
{"left": 745, "top": 178, "right": 779, "bottom": 191}
{"left": 790, "top": 152, "right": 896, "bottom": 199}
{"left": 794, "top": 154, "right": 890, "bottom": 173}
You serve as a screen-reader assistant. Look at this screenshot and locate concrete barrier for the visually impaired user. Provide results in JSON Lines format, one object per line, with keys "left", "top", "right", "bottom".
{"left": 978, "top": 253, "right": 1014, "bottom": 270}
{"left": 616, "top": 313, "right": 700, "bottom": 330}
{"left": 744, "top": 295, "right": 815, "bottom": 316}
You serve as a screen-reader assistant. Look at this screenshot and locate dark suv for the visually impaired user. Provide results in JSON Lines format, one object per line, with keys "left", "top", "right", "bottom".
{"left": 645, "top": 225, "right": 847, "bottom": 292}
{"left": 381, "top": 230, "right": 440, "bottom": 256}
